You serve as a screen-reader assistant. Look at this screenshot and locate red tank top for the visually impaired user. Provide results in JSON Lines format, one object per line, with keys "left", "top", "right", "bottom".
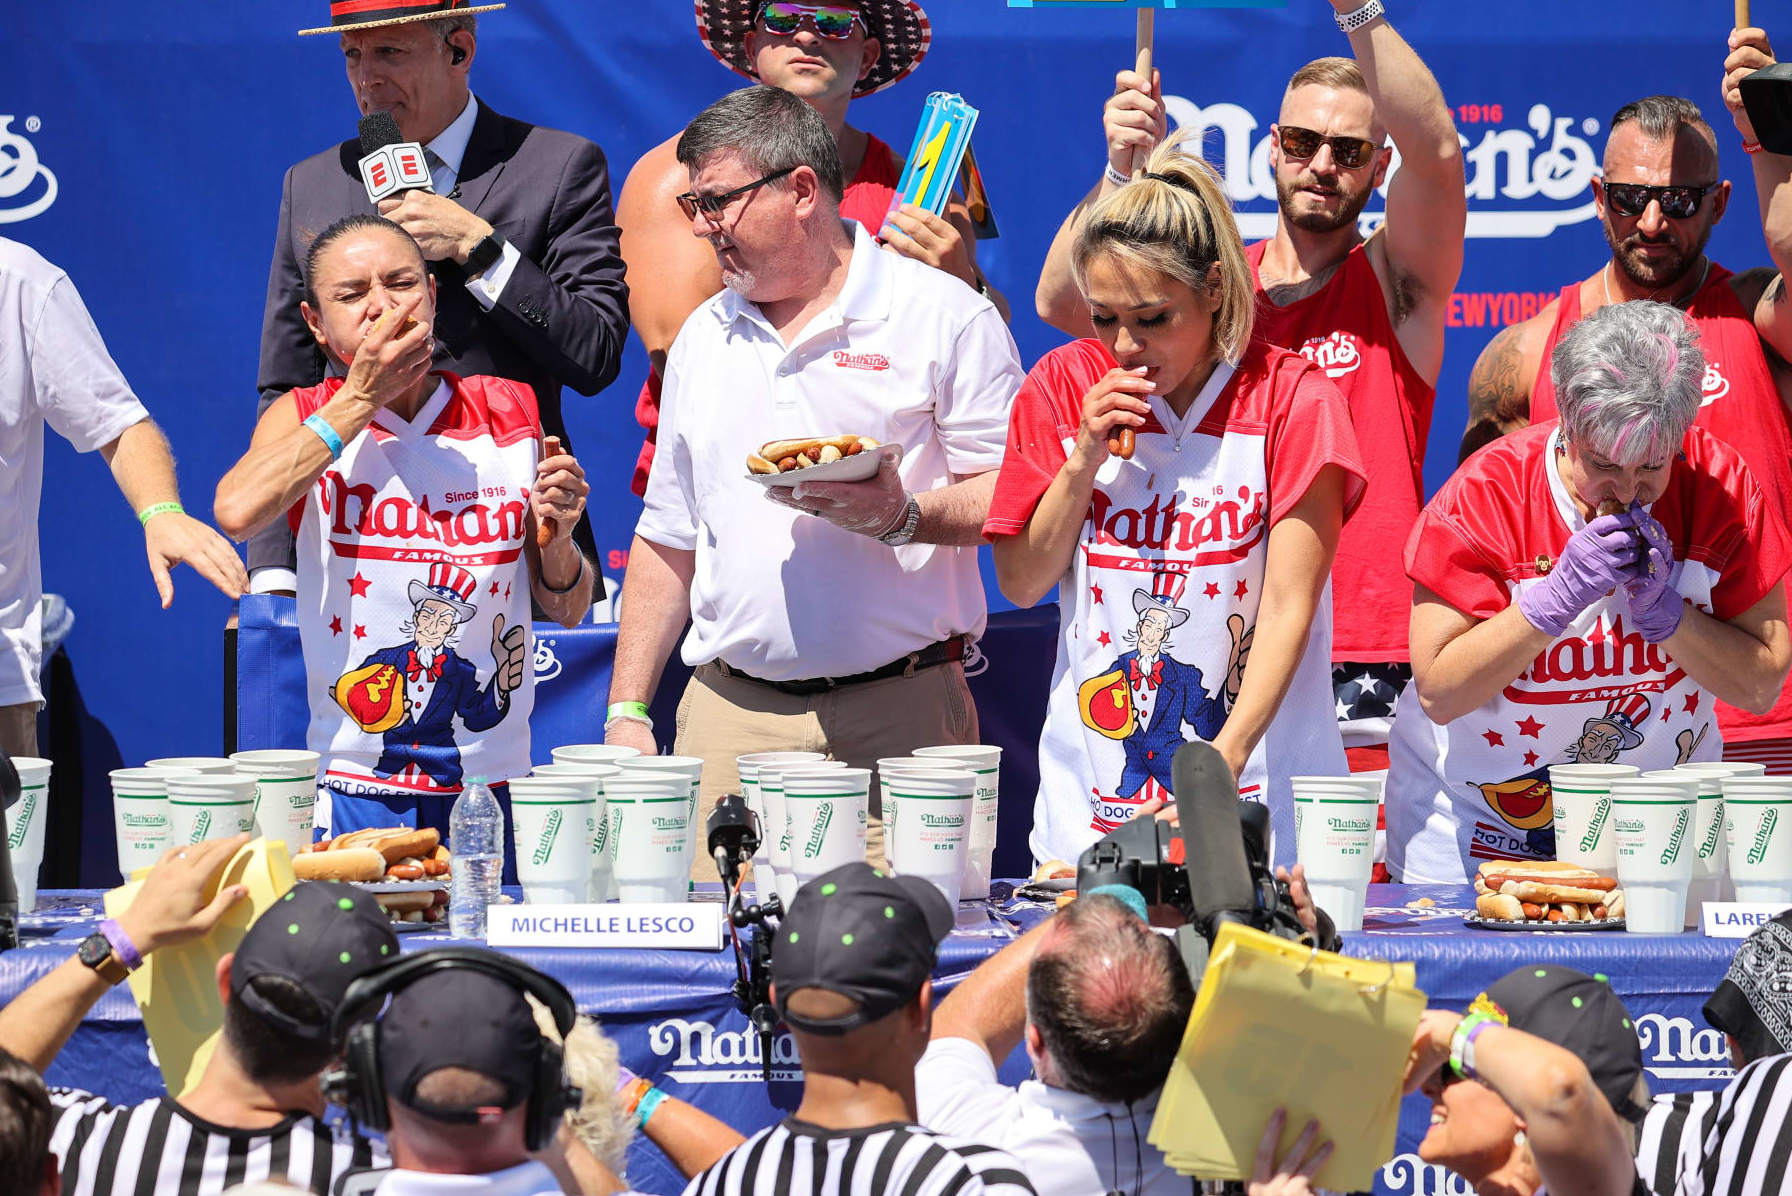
{"left": 1531, "top": 265, "right": 1792, "bottom": 742}
{"left": 629, "top": 134, "right": 904, "bottom": 496}
{"left": 1246, "top": 239, "right": 1436, "bottom": 662}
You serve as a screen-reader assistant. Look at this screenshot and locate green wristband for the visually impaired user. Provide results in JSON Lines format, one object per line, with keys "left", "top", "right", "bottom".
{"left": 607, "top": 701, "right": 650, "bottom": 721}
{"left": 136, "top": 502, "right": 184, "bottom": 527}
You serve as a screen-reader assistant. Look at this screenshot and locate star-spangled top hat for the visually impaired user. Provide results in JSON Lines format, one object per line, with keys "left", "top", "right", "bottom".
{"left": 696, "top": 0, "right": 932, "bottom": 99}
{"left": 1582, "top": 693, "right": 1650, "bottom": 752}
{"left": 406, "top": 561, "right": 478, "bottom": 624}
{"left": 299, "top": 0, "right": 506, "bottom": 38}
{"left": 1131, "top": 572, "right": 1191, "bottom": 630}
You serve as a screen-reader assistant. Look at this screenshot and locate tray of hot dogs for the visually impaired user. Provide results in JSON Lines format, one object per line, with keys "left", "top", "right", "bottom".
{"left": 293, "top": 828, "right": 451, "bottom": 925}
{"left": 1463, "top": 860, "right": 1625, "bottom": 931}
{"left": 745, "top": 435, "right": 888, "bottom": 485}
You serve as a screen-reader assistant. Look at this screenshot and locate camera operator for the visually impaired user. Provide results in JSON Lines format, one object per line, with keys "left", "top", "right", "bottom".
{"left": 683, "top": 862, "right": 1037, "bottom": 1196}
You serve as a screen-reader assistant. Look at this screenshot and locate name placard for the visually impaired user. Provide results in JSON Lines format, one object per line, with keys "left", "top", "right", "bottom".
{"left": 486, "top": 904, "right": 724, "bottom": 951}
{"left": 1701, "top": 901, "right": 1792, "bottom": 937}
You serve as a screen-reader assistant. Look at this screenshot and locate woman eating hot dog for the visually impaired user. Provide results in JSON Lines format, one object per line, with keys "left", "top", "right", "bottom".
{"left": 1386, "top": 301, "right": 1792, "bottom": 882}
{"left": 213, "top": 215, "right": 595, "bottom": 868}
{"left": 984, "top": 134, "right": 1366, "bottom": 867}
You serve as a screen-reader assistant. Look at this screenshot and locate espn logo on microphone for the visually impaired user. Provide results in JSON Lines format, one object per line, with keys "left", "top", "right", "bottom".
{"left": 358, "top": 142, "right": 431, "bottom": 203}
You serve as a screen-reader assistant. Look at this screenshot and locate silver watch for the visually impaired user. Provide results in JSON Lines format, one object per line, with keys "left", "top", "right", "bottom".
{"left": 877, "top": 496, "right": 923, "bottom": 546}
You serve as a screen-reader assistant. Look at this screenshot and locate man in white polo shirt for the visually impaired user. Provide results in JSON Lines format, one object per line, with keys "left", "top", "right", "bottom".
{"left": 607, "top": 84, "right": 1022, "bottom": 854}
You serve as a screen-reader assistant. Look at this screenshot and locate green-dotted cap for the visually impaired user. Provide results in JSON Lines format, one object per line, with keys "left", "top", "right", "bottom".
{"left": 230, "top": 882, "right": 400, "bottom": 1046}
{"left": 1482, "top": 964, "right": 1647, "bottom": 1122}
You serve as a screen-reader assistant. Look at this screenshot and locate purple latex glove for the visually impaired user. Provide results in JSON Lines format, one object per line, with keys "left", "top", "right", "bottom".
{"left": 1623, "top": 511, "right": 1684, "bottom": 642}
{"left": 1517, "top": 511, "right": 1642, "bottom": 637}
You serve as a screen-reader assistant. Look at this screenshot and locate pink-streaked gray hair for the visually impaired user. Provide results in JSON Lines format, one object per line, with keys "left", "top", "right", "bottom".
{"left": 1551, "top": 301, "right": 1703, "bottom": 464}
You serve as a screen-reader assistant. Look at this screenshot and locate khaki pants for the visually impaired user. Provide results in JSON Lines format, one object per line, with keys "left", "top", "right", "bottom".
{"left": 675, "top": 659, "right": 978, "bottom": 877}
{"left": 0, "top": 703, "right": 38, "bottom": 760}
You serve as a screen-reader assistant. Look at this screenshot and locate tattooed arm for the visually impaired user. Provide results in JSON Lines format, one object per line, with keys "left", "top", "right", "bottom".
{"left": 1459, "top": 313, "right": 1548, "bottom": 463}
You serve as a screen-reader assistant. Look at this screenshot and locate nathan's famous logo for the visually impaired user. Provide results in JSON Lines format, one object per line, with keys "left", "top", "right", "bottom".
{"left": 191, "top": 810, "right": 212, "bottom": 840}
{"left": 1086, "top": 487, "right": 1266, "bottom": 559}
{"left": 1702, "top": 361, "right": 1731, "bottom": 407}
{"left": 1635, "top": 1012, "right": 1733, "bottom": 1081}
{"left": 121, "top": 811, "right": 168, "bottom": 830}
{"left": 1300, "top": 331, "right": 1362, "bottom": 380}
{"left": 1749, "top": 808, "right": 1779, "bottom": 866}
{"left": 1381, "top": 1154, "right": 1476, "bottom": 1195}
{"left": 5, "top": 790, "right": 35, "bottom": 849}
{"left": 532, "top": 809, "right": 563, "bottom": 866}
{"left": 803, "top": 804, "right": 834, "bottom": 860}
{"left": 1169, "top": 97, "right": 1599, "bottom": 241}
{"left": 1580, "top": 800, "right": 1610, "bottom": 853}
{"left": 649, "top": 1017, "right": 803, "bottom": 1084}
{"left": 652, "top": 815, "right": 685, "bottom": 832}
{"left": 317, "top": 471, "right": 527, "bottom": 549}
{"left": 1327, "top": 815, "right": 1373, "bottom": 833}
{"left": 0, "top": 117, "right": 58, "bottom": 224}
{"left": 920, "top": 812, "right": 966, "bottom": 829}
{"left": 532, "top": 639, "right": 563, "bottom": 682}
{"left": 1698, "top": 805, "right": 1725, "bottom": 859}
{"left": 1661, "top": 806, "right": 1691, "bottom": 864}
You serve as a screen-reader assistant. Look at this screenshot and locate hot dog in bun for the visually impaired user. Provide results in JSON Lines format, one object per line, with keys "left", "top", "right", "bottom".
{"left": 1473, "top": 859, "right": 1625, "bottom": 922}
{"left": 746, "top": 434, "right": 880, "bottom": 475}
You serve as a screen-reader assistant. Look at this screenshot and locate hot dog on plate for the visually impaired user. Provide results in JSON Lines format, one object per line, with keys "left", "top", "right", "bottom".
{"left": 1472, "top": 859, "right": 1624, "bottom": 922}
{"left": 746, "top": 435, "right": 880, "bottom": 475}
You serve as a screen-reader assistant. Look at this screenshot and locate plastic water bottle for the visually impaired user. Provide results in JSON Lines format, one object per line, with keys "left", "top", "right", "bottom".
{"left": 448, "top": 778, "right": 504, "bottom": 939}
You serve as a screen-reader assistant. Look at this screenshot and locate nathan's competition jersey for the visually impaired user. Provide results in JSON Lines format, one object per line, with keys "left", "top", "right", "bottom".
{"left": 985, "top": 339, "right": 1366, "bottom": 866}
{"left": 1386, "top": 423, "right": 1792, "bottom": 882}
{"left": 289, "top": 374, "right": 540, "bottom": 813}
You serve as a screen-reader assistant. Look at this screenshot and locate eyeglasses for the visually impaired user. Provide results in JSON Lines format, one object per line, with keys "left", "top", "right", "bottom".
{"left": 757, "top": 3, "right": 862, "bottom": 38}
{"left": 1601, "top": 180, "right": 1720, "bottom": 220}
{"left": 1275, "top": 125, "right": 1382, "bottom": 170}
{"left": 675, "top": 166, "right": 797, "bottom": 221}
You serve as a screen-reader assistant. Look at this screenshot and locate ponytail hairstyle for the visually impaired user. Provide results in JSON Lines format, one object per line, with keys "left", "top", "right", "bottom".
{"left": 1071, "top": 131, "right": 1255, "bottom": 365}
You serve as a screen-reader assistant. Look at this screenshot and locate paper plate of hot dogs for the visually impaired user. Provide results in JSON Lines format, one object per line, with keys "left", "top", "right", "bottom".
{"left": 1463, "top": 859, "right": 1626, "bottom": 931}
{"left": 744, "top": 435, "right": 893, "bottom": 486}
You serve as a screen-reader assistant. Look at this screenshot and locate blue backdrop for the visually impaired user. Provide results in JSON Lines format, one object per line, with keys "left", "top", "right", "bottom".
{"left": 3, "top": 1, "right": 1771, "bottom": 778}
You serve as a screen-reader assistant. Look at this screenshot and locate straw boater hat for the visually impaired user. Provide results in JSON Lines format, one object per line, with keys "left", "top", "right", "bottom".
{"left": 300, "top": 0, "right": 505, "bottom": 37}
{"left": 696, "top": 0, "right": 932, "bottom": 98}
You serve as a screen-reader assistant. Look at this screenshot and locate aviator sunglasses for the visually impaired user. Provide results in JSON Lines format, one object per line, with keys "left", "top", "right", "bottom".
{"left": 1601, "top": 180, "right": 1719, "bottom": 220}
{"left": 1275, "top": 124, "right": 1382, "bottom": 170}
{"left": 757, "top": 3, "right": 863, "bottom": 38}
{"left": 675, "top": 166, "right": 797, "bottom": 221}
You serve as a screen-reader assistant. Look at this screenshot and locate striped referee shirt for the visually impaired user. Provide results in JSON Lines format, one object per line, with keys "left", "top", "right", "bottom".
{"left": 681, "top": 1118, "right": 1040, "bottom": 1196}
{"left": 48, "top": 1089, "right": 386, "bottom": 1196}
{"left": 1680, "top": 1053, "right": 1792, "bottom": 1196}
{"left": 1636, "top": 1089, "right": 1723, "bottom": 1196}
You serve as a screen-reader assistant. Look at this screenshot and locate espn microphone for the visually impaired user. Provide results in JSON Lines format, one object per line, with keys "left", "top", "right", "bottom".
{"left": 357, "top": 111, "right": 434, "bottom": 204}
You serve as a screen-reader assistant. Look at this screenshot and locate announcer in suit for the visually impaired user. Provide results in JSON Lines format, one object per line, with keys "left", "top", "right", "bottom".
{"left": 249, "top": 0, "right": 628, "bottom": 594}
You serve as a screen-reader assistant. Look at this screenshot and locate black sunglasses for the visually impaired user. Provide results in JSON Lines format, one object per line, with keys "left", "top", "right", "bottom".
{"left": 1601, "top": 180, "right": 1719, "bottom": 220}
{"left": 675, "top": 166, "right": 797, "bottom": 221}
{"left": 1276, "top": 124, "right": 1382, "bottom": 170}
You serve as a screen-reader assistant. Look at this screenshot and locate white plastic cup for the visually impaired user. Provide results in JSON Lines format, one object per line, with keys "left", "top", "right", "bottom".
{"left": 1609, "top": 775, "right": 1700, "bottom": 933}
{"left": 1291, "top": 777, "right": 1382, "bottom": 933}
{"left": 736, "top": 752, "right": 827, "bottom": 905}
{"left": 108, "top": 766, "right": 197, "bottom": 878}
{"left": 144, "top": 756, "right": 239, "bottom": 774}
{"left": 230, "top": 750, "right": 320, "bottom": 857}
{"left": 783, "top": 768, "right": 871, "bottom": 890}
{"left": 1549, "top": 764, "right": 1639, "bottom": 873}
{"left": 913, "top": 746, "right": 1002, "bottom": 901}
{"left": 614, "top": 756, "right": 704, "bottom": 885}
{"left": 551, "top": 744, "right": 643, "bottom": 766}
{"left": 508, "top": 777, "right": 598, "bottom": 905}
{"left": 7, "top": 758, "right": 51, "bottom": 913}
{"left": 532, "top": 764, "right": 619, "bottom": 901}
{"left": 606, "top": 776, "right": 696, "bottom": 904}
{"left": 762, "top": 762, "right": 850, "bottom": 908}
{"left": 882, "top": 768, "right": 976, "bottom": 907}
{"left": 1658, "top": 765, "right": 1759, "bottom": 924}
{"left": 1720, "top": 776, "right": 1792, "bottom": 903}
{"left": 165, "top": 775, "right": 260, "bottom": 847}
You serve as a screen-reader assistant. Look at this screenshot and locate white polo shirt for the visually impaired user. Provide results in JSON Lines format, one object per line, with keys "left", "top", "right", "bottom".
{"left": 916, "top": 1037, "right": 1185, "bottom": 1196}
{"left": 0, "top": 238, "right": 149, "bottom": 705}
{"left": 639, "top": 220, "right": 1023, "bottom": 681}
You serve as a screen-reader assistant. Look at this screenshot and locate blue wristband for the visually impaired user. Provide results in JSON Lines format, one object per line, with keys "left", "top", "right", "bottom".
{"left": 303, "top": 413, "right": 345, "bottom": 460}
{"left": 635, "top": 1086, "right": 667, "bottom": 1129}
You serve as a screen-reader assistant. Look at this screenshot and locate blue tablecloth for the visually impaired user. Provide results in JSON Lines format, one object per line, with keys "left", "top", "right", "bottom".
{"left": 0, "top": 885, "right": 1740, "bottom": 1196}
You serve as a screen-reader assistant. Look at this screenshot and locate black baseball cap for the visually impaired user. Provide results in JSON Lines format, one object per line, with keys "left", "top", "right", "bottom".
{"left": 1703, "top": 911, "right": 1792, "bottom": 1065}
{"left": 1481, "top": 965, "right": 1647, "bottom": 1122}
{"left": 378, "top": 969, "right": 545, "bottom": 1118}
{"left": 772, "top": 861, "right": 953, "bottom": 1035}
{"left": 231, "top": 882, "right": 399, "bottom": 1045}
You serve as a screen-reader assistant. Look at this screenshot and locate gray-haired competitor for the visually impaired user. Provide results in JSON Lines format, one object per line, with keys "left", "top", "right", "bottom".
{"left": 1385, "top": 301, "right": 1792, "bottom": 883}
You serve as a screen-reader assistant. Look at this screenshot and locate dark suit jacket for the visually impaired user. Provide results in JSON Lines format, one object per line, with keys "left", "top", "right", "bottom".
{"left": 251, "top": 98, "right": 628, "bottom": 575}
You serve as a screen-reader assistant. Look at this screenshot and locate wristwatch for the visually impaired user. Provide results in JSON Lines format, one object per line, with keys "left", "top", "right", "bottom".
{"left": 877, "top": 496, "right": 923, "bottom": 547}
{"left": 461, "top": 231, "right": 507, "bottom": 278}
{"left": 77, "top": 931, "right": 130, "bottom": 986}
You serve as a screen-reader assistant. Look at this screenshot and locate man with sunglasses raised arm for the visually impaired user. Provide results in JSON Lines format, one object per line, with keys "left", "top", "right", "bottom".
{"left": 616, "top": 0, "right": 1008, "bottom": 497}
{"left": 1037, "top": 0, "right": 1465, "bottom": 795}
{"left": 1463, "top": 28, "right": 1792, "bottom": 774}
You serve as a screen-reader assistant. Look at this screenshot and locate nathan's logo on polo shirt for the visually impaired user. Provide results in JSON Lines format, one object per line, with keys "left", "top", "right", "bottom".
{"left": 1298, "top": 331, "right": 1363, "bottom": 380}
{"left": 648, "top": 1016, "right": 803, "bottom": 1083}
{"left": 318, "top": 470, "right": 527, "bottom": 563}
{"left": 1087, "top": 488, "right": 1267, "bottom": 563}
{"left": 1701, "top": 361, "right": 1730, "bottom": 406}
{"left": 832, "top": 350, "right": 891, "bottom": 371}
{"left": 0, "top": 117, "right": 57, "bottom": 225}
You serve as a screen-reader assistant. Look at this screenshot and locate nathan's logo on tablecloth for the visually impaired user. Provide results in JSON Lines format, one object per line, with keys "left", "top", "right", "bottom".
{"left": 0, "top": 117, "right": 58, "bottom": 224}
{"left": 648, "top": 1017, "right": 803, "bottom": 1084}
{"left": 1635, "top": 1012, "right": 1733, "bottom": 1081}
{"left": 1168, "top": 97, "right": 1600, "bottom": 241}
{"left": 532, "top": 638, "right": 563, "bottom": 682}
{"left": 1381, "top": 1156, "right": 1474, "bottom": 1195}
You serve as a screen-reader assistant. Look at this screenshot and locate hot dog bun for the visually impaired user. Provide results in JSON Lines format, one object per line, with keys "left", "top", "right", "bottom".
{"left": 748, "top": 435, "right": 881, "bottom": 475}
{"left": 374, "top": 891, "right": 437, "bottom": 914}
{"left": 331, "top": 827, "right": 441, "bottom": 866}
{"left": 1472, "top": 859, "right": 1623, "bottom": 921}
{"left": 1032, "top": 859, "right": 1075, "bottom": 882}
{"left": 293, "top": 847, "right": 386, "bottom": 882}
{"left": 746, "top": 453, "right": 778, "bottom": 475}
{"left": 1476, "top": 892, "right": 1526, "bottom": 920}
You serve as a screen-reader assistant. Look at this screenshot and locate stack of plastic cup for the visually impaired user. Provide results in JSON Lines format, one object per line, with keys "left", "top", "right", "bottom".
{"left": 613, "top": 756, "right": 704, "bottom": 886}
{"left": 1609, "top": 774, "right": 1700, "bottom": 932}
{"left": 1291, "top": 775, "right": 1382, "bottom": 932}
{"left": 761, "top": 762, "right": 850, "bottom": 908}
{"left": 604, "top": 774, "right": 695, "bottom": 903}
{"left": 882, "top": 767, "right": 977, "bottom": 907}
{"left": 551, "top": 744, "right": 642, "bottom": 767}
{"left": 7, "top": 757, "right": 52, "bottom": 913}
{"left": 1661, "top": 763, "right": 1762, "bottom": 923}
{"left": 508, "top": 776, "right": 598, "bottom": 904}
{"left": 913, "top": 746, "right": 1002, "bottom": 901}
{"left": 145, "top": 756, "right": 239, "bottom": 775}
{"left": 736, "top": 752, "right": 826, "bottom": 904}
{"left": 165, "top": 774, "right": 260, "bottom": 847}
{"left": 532, "top": 762, "right": 619, "bottom": 901}
{"left": 108, "top": 765, "right": 199, "bottom": 879}
{"left": 1548, "top": 764, "right": 1638, "bottom": 874}
{"left": 1719, "top": 775, "right": 1792, "bottom": 903}
{"left": 230, "top": 749, "right": 320, "bottom": 857}
{"left": 783, "top": 768, "right": 871, "bottom": 891}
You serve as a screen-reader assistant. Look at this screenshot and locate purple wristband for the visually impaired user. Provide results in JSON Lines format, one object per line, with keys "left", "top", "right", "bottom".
{"left": 1458, "top": 1017, "right": 1499, "bottom": 1078}
{"left": 613, "top": 1065, "right": 640, "bottom": 1096}
{"left": 98, "top": 919, "right": 143, "bottom": 972}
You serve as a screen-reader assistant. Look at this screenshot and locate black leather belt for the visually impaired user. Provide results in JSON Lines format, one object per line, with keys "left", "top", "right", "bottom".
{"left": 715, "top": 636, "right": 967, "bottom": 696}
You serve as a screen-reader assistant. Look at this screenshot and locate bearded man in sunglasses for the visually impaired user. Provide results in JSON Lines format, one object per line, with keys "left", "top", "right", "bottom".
{"left": 1463, "top": 27, "right": 1792, "bottom": 776}
{"left": 617, "top": 0, "right": 1008, "bottom": 498}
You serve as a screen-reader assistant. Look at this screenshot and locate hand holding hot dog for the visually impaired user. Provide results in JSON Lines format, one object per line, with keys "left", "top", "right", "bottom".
{"left": 1071, "top": 368, "right": 1152, "bottom": 473}
{"left": 767, "top": 444, "right": 912, "bottom": 539}
{"left": 342, "top": 294, "right": 433, "bottom": 411}
{"left": 532, "top": 435, "right": 587, "bottom": 548}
